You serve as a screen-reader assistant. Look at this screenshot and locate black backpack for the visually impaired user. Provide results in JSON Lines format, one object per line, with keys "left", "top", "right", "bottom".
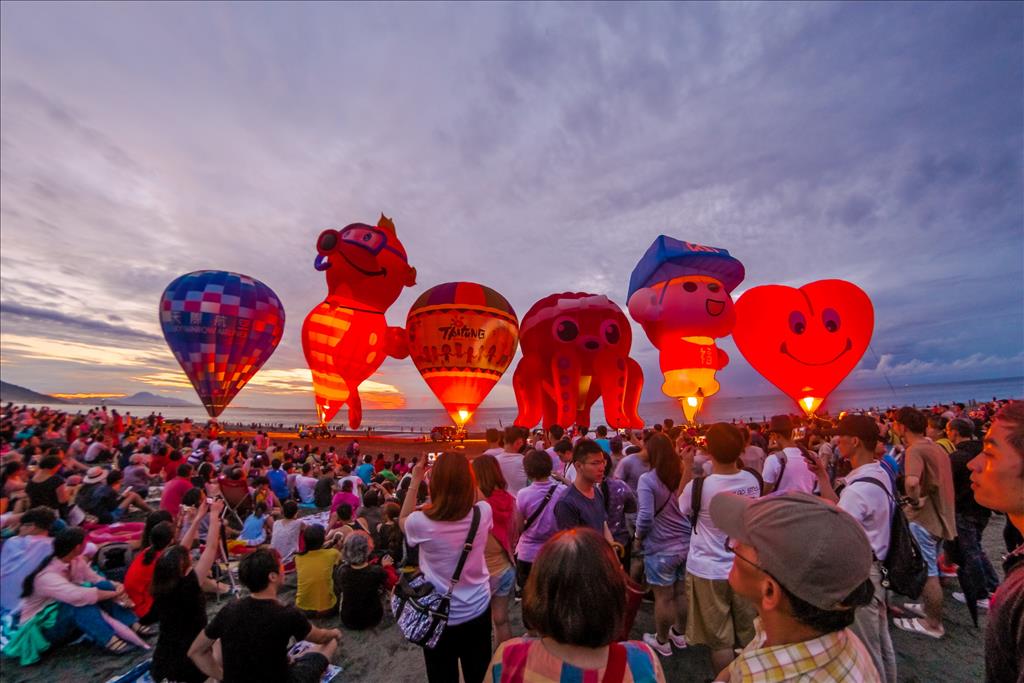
{"left": 849, "top": 477, "right": 927, "bottom": 599}
{"left": 689, "top": 468, "right": 764, "bottom": 532}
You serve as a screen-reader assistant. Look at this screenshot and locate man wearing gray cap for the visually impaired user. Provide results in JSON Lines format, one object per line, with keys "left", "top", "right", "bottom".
{"left": 709, "top": 492, "right": 879, "bottom": 682}
{"left": 812, "top": 414, "right": 896, "bottom": 683}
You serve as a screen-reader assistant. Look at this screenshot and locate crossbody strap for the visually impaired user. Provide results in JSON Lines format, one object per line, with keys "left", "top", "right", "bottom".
{"left": 523, "top": 485, "right": 557, "bottom": 532}
{"left": 602, "top": 642, "right": 627, "bottom": 683}
{"left": 444, "top": 505, "right": 481, "bottom": 598}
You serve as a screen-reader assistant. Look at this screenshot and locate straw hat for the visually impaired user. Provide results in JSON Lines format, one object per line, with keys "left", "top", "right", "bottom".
{"left": 82, "top": 467, "right": 107, "bottom": 485}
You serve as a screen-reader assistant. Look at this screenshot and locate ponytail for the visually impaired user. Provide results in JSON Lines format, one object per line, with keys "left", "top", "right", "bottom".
{"left": 21, "top": 553, "right": 55, "bottom": 598}
{"left": 143, "top": 521, "right": 175, "bottom": 565}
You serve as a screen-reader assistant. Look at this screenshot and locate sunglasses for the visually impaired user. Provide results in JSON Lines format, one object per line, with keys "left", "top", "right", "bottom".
{"left": 317, "top": 226, "right": 407, "bottom": 262}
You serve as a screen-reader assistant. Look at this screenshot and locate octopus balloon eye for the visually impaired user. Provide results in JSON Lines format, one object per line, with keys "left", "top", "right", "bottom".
{"left": 707, "top": 282, "right": 721, "bottom": 293}
{"left": 602, "top": 321, "right": 621, "bottom": 344}
{"left": 789, "top": 311, "right": 807, "bottom": 335}
{"left": 683, "top": 282, "right": 698, "bottom": 293}
{"left": 822, "top": 308, "right": 841, "bottom": 333}
{"left": 553, "top": 318, "right": 579, "bottom": 342}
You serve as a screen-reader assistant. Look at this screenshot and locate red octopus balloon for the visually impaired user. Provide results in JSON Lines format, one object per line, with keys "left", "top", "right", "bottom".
{"left": 513, "top": 292, "right": 644, "bottom": 430}
{"left": 301, "top": 214, "right": 417, "bottom": 428}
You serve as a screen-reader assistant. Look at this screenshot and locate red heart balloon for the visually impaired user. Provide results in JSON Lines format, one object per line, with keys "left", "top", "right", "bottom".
{"left": 732, "top": 280, "right": 874, "bottom": 413}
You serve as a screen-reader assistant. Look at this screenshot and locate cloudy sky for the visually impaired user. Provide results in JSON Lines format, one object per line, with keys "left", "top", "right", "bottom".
{"left": 1, "top": 1, "right": 1021, "bottom": 413}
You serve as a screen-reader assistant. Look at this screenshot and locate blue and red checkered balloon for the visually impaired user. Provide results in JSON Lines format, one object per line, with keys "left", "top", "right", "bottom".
{"left": 159, "top": 271, "right": 285, "bottom": 417}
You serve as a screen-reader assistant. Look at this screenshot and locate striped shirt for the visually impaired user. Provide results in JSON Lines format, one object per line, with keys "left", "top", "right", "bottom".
{"left": 487, "top": 638, "right": 665, "bottom": 683}
{"left": 726, "top": 619, "right": 880, "bottom": 682}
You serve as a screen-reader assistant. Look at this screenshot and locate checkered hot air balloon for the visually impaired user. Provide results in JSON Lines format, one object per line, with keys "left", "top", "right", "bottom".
{"left": 159, "top": 271, "right": 285, "bottom": 418}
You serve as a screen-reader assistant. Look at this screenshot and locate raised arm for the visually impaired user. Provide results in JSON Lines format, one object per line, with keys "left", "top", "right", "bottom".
{"left": 194, "top": 500, "right": 225, "bottom": 592}
{"left": 398, "top": 458, "right": 425, "bottom": 534}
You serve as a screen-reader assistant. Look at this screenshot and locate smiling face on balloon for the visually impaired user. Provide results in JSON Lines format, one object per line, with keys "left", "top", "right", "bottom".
{"left": 628, "top": 275, "right": 736, "bottom": 339}
{"left": 732, "top": 280, "right": 874, "bottom": 402}
{"left": 313, "top": 215, "right": 417, "bottom": 311}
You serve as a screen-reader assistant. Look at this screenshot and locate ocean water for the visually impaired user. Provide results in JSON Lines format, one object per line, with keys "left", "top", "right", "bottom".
{"left": 23, "top": 376, "right": 1023, "bottom": 432}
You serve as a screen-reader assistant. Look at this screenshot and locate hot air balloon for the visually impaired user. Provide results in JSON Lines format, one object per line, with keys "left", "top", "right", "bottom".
{"left": 732, "top": 280, "right": 874, "bottom": 416}
{"left": 627, "top": 237, "right": 745, "bottom": 423}
{"left": 159, "top": 270, "right": 285, "bottom": 418}
{"left": 406, "top": 282, "right": 519, "bottom": 428}
{"left": 302, "top": 214, "right": 417, "bottom": 428}
{"left": 512, "top": 292, "right": 644, "bottom": 430}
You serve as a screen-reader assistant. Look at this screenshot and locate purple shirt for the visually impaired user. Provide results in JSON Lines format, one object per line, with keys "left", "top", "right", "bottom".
{"left": 515, "top": 480, "right": 566, "bottom": 562}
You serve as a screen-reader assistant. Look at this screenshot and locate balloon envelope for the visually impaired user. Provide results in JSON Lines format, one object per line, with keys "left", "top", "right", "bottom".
{"left": 407, "top": 282, "right": 519, "bottom": 426}
{"left": 159, "top": 270, "right": 285, "bottom": 418}
{"left": 732, "top": 279, "right": 874, "bottom": 415}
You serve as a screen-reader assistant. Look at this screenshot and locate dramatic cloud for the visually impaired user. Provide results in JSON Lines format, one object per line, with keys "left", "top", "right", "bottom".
{"left": 1, "top": 2, "right": 1021, "bottom": 412}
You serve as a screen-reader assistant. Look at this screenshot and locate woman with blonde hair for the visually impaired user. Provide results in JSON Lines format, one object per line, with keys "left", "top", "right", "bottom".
{"left": 400, "top": 452, "right": 493, "bottom": 683}
{"left": 471, "top": 454, "right": 518, "bottom": 644}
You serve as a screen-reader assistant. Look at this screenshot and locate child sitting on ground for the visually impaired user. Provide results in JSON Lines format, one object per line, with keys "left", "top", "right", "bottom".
{"left": 336, "top": 531, "right": 395, "bottom": 630}
{"left": 270, "top": 500, "right": 304, "bottom": 567}
{"left": 238, "top": 502, "right": 272, "bottom": 546}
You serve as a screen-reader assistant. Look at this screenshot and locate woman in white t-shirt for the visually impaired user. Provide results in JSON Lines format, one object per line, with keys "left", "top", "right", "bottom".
{"left": 400, "top": 452, "right": 494, "bottom": 683}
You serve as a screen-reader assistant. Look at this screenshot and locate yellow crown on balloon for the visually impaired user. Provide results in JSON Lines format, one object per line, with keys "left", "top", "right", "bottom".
{"left": 377, "top": 213, "right": 396, "bottom": 237}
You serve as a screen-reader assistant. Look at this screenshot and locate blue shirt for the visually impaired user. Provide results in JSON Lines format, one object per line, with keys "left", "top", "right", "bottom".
{"left": 267, "top": 469, "right": 290, "bottom": 501}
{"left": 0, "top": 535, "right": 54, "bottom": 613}
{"left": 355, "top": 463, "right": 375, "bottom": 486}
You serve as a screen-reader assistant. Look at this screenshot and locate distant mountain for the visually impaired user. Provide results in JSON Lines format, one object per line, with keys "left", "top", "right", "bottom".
{"left": 0, "top": 382, "right": 196, "bottom": 408}
{"left": 0, "top": 381, "right": 70, "bottom": 404}
{"left": 108, "top": 392, "right": 196, "bottom": 407}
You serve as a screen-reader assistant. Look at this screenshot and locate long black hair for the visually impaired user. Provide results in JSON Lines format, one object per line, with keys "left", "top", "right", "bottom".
{"left": 141, "top": 510, "right": 173, "bottom": 549}
{"left": 151, "top": 545, "right": 190, "bottom": 598}
{"left": 143, "top": 522, "right": 175, "bottom": 565}
{"left": 22, "top": 527, "right": 85, "bottom": 598}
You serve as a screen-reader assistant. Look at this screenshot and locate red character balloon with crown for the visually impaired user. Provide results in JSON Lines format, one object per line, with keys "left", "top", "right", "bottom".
{"left": 301, "top": 214, "right": 417, "bottom": 428}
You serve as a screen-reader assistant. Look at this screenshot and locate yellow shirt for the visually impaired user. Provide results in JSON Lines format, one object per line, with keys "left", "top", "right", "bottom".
{"left": 294, "top": 548, "right": 340, "bottom": 612}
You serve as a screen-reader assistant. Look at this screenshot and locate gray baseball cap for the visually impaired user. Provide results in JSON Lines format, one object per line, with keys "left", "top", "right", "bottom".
{"left": 710, "top": 492, "right": 873, "bottom": 610}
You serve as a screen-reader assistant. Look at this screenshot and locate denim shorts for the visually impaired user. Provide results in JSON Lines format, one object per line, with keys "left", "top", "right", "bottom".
{"left": 644, "top": 550, "right": 687, "bottom": 587}
{"left": 490, "top": 564, "right": 517, "bottom": 597}
{"left": 910, "top": 522, "right": 941, "bottom": 577}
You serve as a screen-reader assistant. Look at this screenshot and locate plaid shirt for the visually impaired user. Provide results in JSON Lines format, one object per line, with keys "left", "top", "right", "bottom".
{"left": 726, "top": 619, "right": 880, "bottom": 682}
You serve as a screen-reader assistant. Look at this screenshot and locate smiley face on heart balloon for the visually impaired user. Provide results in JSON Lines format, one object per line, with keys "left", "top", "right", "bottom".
{"left": 732, "top": 280, "right": 874, "bottom": 415}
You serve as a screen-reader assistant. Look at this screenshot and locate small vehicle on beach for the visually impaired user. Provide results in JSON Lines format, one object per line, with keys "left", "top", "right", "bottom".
{"left": 430, "top": 425, "right": 467, "bottom": 443}
{"left": 297, "top": 424, "right": 334, "bottom": 439}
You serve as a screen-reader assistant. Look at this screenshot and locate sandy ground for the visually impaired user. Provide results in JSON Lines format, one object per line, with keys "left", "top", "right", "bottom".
{"left": 6, "top": 517, "right": 1007, "bottom": 683}
{"left": 2, "top": 436, "right": 1005, "bottom": 682}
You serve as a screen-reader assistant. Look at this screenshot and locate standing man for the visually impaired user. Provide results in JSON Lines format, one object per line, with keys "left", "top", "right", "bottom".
{"left": 553, "top": 440, "right": 614, "bottom": 544}
{"left": 762, "top": 416, "right": 816, "bottom": 495}
{"left": 496, "top": 426, "right": 528, "bottom": 495}
{"left": 892, "top": 407, "right": 957, "bottom": 639}
{"left": 947, "top": 417, "right": 1000, "bottom": 608}
{"left": 543, "top": 424, "right": 565, "bottom": 470}
{"left": 482, "top": 428, "right": 503, "bottom": 457}
{"left": 967, "top": 401, "right": 1024, "bottom": 683}
{"left": 711, "top": 492, "right": 880, "bottom": 682}
{"left": 812, "top": 415, "right": 896, "bottom": 683}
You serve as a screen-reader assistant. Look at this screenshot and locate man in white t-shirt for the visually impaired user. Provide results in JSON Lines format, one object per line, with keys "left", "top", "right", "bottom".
{"left": 544, "top": 425, "right": 565, "bottom": 470}
{"left": 678, "top": 423, "right": 761, "bottom": 675}
{"left": 294, "top": 462, "right": 319, "bottom": 505}
{"left": 763, "top": 415, "right": 817, "bottom": 495}
{"left": 482, "top": 428, "right": 504, "bottom": 457}
{"left": 496, "top": 426, "right": 529, "bottom": 495}
{"left": 550, "top": 439, "right": 575, "bottom": 484}
{"left": 209, "top": 437, "right": 226, "bottom": 464}
{"left": 814, "top": 414, "right": 896, "bottom": 683}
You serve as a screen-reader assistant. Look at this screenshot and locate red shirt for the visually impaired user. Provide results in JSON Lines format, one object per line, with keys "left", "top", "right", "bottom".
{"left": 160, "top": 476, "right": 194, "bottom": 515}
{"left": 124, "top": 550, "right": 161, "bottom": 617}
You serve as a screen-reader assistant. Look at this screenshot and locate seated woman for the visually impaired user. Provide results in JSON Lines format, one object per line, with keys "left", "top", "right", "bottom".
{"left": 336, "top": 531, "right": 394, "bottom": 630}
{"left": 238, "top": 502, "right": 272, "bottom": 546}
{"left": 329, "top": 480, "right": 361, "bottom": 523}
{"left": 294, "top": 524, "right": 340, "bottom": 618}
{"left": 123, "top": 521, "right": 175, "bottom": 622}
{"left": 252, "top": 476, "right": 280, "bottom": 514}
{"left": 149, "top": 498, "right": 226, "bottom": 683}
{"left": 487, "top": 527, "right": 666, "bottom": 682}
{"left": 6, "top": 527, "right": 149, "bottom": 664}
{"left": 80, "top": 470, "right": 151, "bottom": 523}
{"left": 270, "top": 500, "right": 304, "bottom": 568}
{"left": 121, "top": 454, "right": 152, "bottom": 499}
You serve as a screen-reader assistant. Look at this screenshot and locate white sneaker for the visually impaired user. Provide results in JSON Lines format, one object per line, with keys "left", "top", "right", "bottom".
{"left": 667, "top": 626, "right": 688, "bottom": 649}
{"left": 642, "top": 632, "right": 672, "bottom": 657}
{"left": 952, "top": 592, "right": 990, "bottom": 609}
